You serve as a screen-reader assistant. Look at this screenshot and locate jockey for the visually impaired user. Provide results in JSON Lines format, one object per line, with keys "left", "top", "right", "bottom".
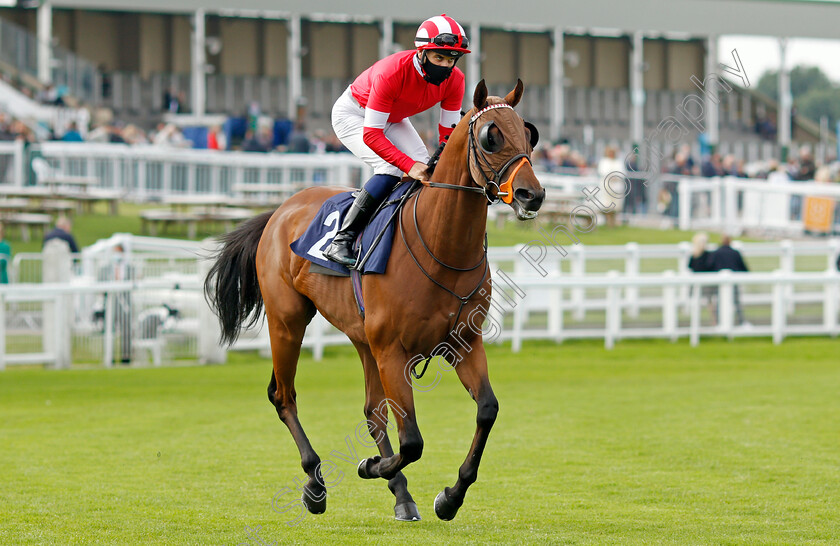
{"left": 324, "top": 14, "right": 470, "bottom": 267}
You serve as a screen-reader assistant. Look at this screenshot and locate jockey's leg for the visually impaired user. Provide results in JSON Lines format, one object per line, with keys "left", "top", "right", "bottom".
{"left": 324, "top": 173, "right": 399, "bottom": 267}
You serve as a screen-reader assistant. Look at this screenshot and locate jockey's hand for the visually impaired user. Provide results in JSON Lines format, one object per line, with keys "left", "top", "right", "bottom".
{"left": 408, "top": 162, "right": 430, "bottom": 181}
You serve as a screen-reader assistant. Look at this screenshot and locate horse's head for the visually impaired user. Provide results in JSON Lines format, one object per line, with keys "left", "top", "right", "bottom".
{"left": 466, "top": 79, "right": 545, "bottom": 220}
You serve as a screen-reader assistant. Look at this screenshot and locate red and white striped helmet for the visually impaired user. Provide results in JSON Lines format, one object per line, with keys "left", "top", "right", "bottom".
{"left": 414, "top": 14, "right": 471, "bottom": 56}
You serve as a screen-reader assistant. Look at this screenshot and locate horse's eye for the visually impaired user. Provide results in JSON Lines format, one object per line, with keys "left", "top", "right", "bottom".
{"left": 478, "top": 122, "right": 504, "bottom": 154}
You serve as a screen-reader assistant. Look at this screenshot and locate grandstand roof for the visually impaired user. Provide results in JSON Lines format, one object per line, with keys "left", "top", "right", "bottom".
{"left": 43, "top": 0, "right": 840, "bottom": 40}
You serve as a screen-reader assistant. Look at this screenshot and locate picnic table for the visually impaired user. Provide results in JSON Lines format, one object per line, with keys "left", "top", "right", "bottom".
{"left": 38, "top": 176, "right": 99, "bottom": 194}
{"left": 0, "top": 185, "right": 118, "bottom": 215}
{"left": 231, "top": 183, "right": 304, "bottom": 208}
{"left": 141, "top": 200, "right": 255, "bottom": 238}
{"left": 1, "top": 212, "right": 51, "bottom": 242}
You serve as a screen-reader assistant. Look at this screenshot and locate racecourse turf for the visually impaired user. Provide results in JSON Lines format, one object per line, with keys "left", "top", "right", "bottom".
{"left": 1, "top": 338, "right": 839, "bottom": 545}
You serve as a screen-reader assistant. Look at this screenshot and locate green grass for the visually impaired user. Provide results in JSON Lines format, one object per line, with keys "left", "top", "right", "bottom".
{"left": 2, "top": 339, "right": 839, "bottom": 544}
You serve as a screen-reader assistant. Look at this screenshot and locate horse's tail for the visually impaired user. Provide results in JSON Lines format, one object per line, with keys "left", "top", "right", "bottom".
{"left": 204, "top": 210, "right": 274, "bottom": 346}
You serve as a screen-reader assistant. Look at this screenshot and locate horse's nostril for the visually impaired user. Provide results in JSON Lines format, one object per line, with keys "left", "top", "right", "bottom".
{"left": 515, "top": 188, "right": 535, "bottom": 202}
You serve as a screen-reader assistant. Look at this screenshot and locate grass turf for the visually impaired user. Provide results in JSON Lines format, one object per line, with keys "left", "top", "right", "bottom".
{"left": 1, "top": 338, "right": 839, "bottom": 544}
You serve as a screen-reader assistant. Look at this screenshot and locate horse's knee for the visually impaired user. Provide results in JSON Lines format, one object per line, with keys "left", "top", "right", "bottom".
{"left": 476, "top": 394, "right": 498, "bottom": 430}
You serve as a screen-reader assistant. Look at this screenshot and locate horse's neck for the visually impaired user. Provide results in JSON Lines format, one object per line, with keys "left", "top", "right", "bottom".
{"left": 415, "top": 151, "right": 487, "bottom": 266}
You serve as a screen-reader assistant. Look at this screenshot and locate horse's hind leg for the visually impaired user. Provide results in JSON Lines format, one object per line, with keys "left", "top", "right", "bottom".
{"left": 264, "top": 291, "right": 323, "bottom": 514}
{"left": 353, "top": 341, "right": 421, "bottom": 522}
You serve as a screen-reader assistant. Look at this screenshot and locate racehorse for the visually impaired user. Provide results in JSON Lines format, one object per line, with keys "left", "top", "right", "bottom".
{"left": 205, "top": 79, "right": 545, "bottom": 522}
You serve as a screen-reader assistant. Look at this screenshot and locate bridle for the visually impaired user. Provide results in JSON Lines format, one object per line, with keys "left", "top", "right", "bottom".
{"left": 419, "top": 103, "right": 533, "bottom": 205}
{"left": 468, "top": 103, "right": 532, "bottom": 204}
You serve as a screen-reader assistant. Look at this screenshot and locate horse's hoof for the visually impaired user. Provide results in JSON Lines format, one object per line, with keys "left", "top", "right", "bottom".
{"left": 301, "top": 489, "right": 326, "bottom": 514}
{"left": 394, "top": 501, "right": 421, "bottom": 522}
{"left": 433, "top": 490, "right": 460, "bottom": 521}
{"left": 357, "top": 456, "right": 380, "bottom": 479}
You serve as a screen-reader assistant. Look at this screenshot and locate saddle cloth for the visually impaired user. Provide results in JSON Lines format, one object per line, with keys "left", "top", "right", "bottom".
{"left": 290, "top": 182, "right": 414, "bottom": 276}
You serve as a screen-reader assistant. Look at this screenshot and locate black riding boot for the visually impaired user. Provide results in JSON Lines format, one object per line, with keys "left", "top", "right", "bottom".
{"left": 323, "top": 189, "right": 383, "bottom": 267}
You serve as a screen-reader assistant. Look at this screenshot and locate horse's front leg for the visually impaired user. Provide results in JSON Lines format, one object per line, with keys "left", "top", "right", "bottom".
{"left": 357, "top": 345, "right": 423, "bottom": 482}
{"left": 434, "top": 340, "right": 498, "bottom": 521}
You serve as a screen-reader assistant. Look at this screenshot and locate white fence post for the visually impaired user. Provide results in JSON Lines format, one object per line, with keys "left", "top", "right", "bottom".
{"left": 718, "top": 269, "right": 734, "bottom": 339}
{"left": 824, "top": 269, "right": 839, "bottom": 337}
{"left": 14, "top": 139, "right": 25, "bottom": 187}
{"left": 779, "top": 239, "right": 795, "bottom": 316}
{"left": 198, "top": 239, "right": 227, "bottom": 364}
{"left": 772, "top": 270, "right": 786, "bottom": 345}
{"left": 663, "top": 270, "right": 678, "bottom": 342}
{"left": 624, "top": 242, "right": 640, "bottom": 318}
{"left": 678, "top": 178, "right": 691, "bottom": 231}
{"left": 605, "top": 270, "right": 620, "bottom": 349}
{"left": 724, "top": 177, "right": 738, "bottom": 232}
{"left": 571, "top": 245, "right": 585, "bottom": 320}
{"left": 42, "top": 240, "right": 73, "bottom": 369}
{"left": 690, "top": 278, "right": 701, "bottom": 347}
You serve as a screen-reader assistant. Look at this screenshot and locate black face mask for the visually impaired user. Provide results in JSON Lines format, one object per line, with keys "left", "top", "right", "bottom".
{"left": 421, "top": 54, "right": 454, "bottom": 86}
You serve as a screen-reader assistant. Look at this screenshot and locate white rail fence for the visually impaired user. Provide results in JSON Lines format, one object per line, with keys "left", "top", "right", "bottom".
{"left": 25, "top": 143, "right": 372, "bottom": 199}
{"left": 539, "top": 172, "right": 840, "bottom": 235}
{"left": 2, "top": 269, "right": 838, "bottom": 370}
{"left": 2, "top": 235, "right": 840, "bottom": 369}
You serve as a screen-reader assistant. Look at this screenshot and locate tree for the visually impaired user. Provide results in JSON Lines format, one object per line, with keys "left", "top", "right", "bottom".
{"left": 756, "top": 65, "right": 834, "bottom": 102}
{"left": 756, "top": 65, "right": 839, "bottom": 125}
{"left": 798, "top": 87, "right": 840, "bottom": 127}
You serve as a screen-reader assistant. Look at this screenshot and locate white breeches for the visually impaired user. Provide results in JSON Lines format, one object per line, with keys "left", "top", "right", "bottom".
{"left": 331, "top": 86, "right": 430, "bottom": 177}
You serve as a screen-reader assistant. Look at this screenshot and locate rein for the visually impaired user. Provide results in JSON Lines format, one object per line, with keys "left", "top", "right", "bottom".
{"left": 401, "top": 103, "right": 532, "bottom": 379}
{"left": 399, "top": 184, "right": 489, "bottom": 379}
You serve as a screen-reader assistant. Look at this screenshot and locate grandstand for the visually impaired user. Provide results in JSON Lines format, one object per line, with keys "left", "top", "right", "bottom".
{"left": 1, "top": 0, "right": 837, "bottom": 161}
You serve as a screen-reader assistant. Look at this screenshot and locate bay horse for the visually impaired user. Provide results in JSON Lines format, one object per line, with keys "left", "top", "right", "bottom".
{"left": 205, "top": 79, "right": 545, "bottom": 522}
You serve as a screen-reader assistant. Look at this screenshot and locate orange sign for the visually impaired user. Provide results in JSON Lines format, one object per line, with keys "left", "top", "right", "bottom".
{"left": 803, "top": 196, "right": 836, "bottom": 233}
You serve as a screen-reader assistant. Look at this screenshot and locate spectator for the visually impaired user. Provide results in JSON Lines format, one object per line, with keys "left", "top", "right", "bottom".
{"left": 287, "top": 123, "right": 312, "bottom": 153}
{"left": 700, "top": 153, "right": 724, "bottom": 178}
{"left": 688, "top": 232, "right": 716, "bottom": 321}
{"left": 710, "top": 234, "right": 749, "bottom": 326}
{"left": 62, "top": 121, "right": 84, "bottom": 142}
{"left": 241, "top": 129, "right": 272, "bottom": 153}
{"left": 794, "top": 146, "right": 816, "bottom": 182}
{"left": 596, "top": 146, "right": 625, "bottom": 227}
{"left": 43, "top": 216, "right": 79, "bottom": 253}
{"left": 324, "top": 132, "right": 349, "bottom": 153}
{"left": 163, "top": 87, "right": 174, "bottom": 112}
{"left": 152, "top": 123, "right": 190, "bottom": 148}
{"left": 766, "top": 160, "right": 791, "bottom": 185}
{"left": 0, "top": 223, "right": 10, "bottom": 284}
{"left": 0, "top": 113, "right": 15, "bottom": 141}
{"left": 207, "top": 125, "right": 226, "bottom": 151}
{"left": 121, "top": 124, "right": 149, "bottom": 145}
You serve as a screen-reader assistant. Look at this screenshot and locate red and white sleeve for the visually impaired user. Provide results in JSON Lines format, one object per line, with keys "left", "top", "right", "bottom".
{"left": 362, "top": 77, "right": 416, "bottom": 174}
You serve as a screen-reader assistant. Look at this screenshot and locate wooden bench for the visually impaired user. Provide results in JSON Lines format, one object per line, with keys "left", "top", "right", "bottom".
{"left": 2, "top": 212, "right": 52, "bottom": 242}
{"left": 62, "top": 189, "right": 122, "bottom": 215}
{"left": 232, "top": 183, "right": 304, "bottom": 207}
{"left": 141, "top": 208, "right": 255, "bottom": 239}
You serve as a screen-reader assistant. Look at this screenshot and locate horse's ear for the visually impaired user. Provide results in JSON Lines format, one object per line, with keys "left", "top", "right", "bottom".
{"left": 504, "top": 79, "right": 524, "bottom": 107}
{"left": 473, "top": 79, "right": 488, "bottom": 109}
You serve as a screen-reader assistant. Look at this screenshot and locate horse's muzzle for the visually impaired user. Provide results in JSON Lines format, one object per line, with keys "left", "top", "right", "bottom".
{"left": 512, "top": 186, "right": 545, "bottom": 220}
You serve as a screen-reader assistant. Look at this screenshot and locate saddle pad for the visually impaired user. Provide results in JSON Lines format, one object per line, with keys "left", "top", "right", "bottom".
{"left": 290, "top": 182, "right": 414, "bottom": 276}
